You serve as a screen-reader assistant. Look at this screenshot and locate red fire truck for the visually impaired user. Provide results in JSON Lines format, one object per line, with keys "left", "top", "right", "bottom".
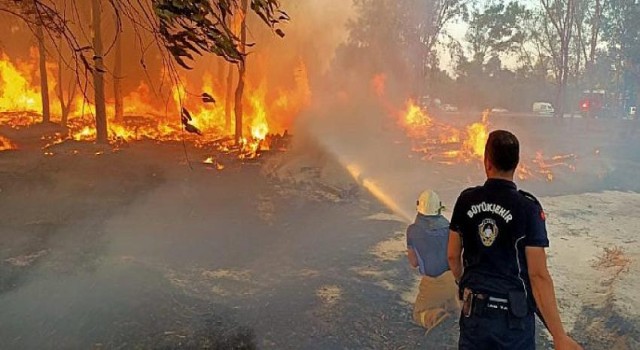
{"left": 579, "top": 90, "right": 607, "bottom": 118}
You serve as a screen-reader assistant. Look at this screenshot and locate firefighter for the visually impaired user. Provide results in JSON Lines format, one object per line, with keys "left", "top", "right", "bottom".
{"left": 406, "top": 190, "right": 459, "bottom": 331}
{"left": 447, "top": 130, "right": 582, "bottom": 349}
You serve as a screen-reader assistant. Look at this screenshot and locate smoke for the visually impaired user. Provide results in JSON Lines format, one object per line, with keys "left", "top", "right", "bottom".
{"left": 289, "top": 2, "right": 445, "bottom": 221}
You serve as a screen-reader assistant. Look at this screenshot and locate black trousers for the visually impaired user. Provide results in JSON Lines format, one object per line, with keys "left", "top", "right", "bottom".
{"left": 458, "top": 308, "right": 535, "bottom": 350}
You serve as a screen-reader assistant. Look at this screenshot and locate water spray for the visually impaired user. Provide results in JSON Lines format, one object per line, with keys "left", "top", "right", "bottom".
{"left": 344, "top": 163, "right": 413, "bottom": 223}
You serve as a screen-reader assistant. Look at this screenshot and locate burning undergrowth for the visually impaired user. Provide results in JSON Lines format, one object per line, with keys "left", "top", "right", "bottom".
{"left": 0, "top": 41, "right": 310, "bottom": 159}
{"left": 394, "top": 96, "right": 577, "bottom": 182}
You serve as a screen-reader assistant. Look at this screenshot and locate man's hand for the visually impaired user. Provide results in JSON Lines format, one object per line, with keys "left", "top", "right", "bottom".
{"left": 527, "top": 247, "right": 582, "bottom": 349}
{"left": 407, "top": 248, "right": 419, "bottom": 268}
{"left": 554, "top": 334, "right": 583, "bottom": 350}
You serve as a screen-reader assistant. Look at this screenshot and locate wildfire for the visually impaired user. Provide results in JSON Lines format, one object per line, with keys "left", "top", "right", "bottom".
{"left": 401, "top": 99, "right": 432, "bottom": 128}
{"left": 463, "top": 110, "right": 489, "bottom": 158}
{"left": 0, "top": 135, "right": 16, "bottom": 151}
{"left": 203, "top": 156, "right": 225, "bottom": 170}
{"left": 396, "top": 98, "right": 575, "bottom": 181}
{"left": 0, "top": 54, "right": 41, "bottom": 113}
{"left": 397, "top": 100, "right": 488, "bottom": 163}
{"left": 0, "top": 51, "right": 309, "bottom": 159}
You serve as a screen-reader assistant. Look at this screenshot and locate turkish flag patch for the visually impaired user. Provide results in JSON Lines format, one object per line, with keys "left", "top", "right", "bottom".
{"left": 540, "top": 210, "right": 546, "bottom": 221}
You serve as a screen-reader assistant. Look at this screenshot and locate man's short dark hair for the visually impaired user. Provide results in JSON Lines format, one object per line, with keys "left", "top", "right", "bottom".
{"left": 485, "top": 130, "right": 519, "bottom": 172}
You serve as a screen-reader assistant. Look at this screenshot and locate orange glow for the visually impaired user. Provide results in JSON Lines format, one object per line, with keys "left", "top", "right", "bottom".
{"left": 394, "top": 95, "right": 574, "bottom": 181}
{"left": 462, "top": 110, "right": 489, "bottom": 158}
{"left": 0, "top": 51, "right": 308, "bottom": 159}
{"left": 401, "top": 99, "right": 431, "bottom": 128}
{"left": 0, "top": 54, "right": 41, "bottom": 113}
{"left": 0, "top": 135, "right": 16, "bottom": 151}
{"left": 397, "top": 99, "right": 487, "bottom": 163}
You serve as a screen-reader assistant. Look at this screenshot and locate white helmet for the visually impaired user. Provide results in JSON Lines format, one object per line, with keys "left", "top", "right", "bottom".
{"left": 417, "top": 190, "right": 444, "bottom": 216}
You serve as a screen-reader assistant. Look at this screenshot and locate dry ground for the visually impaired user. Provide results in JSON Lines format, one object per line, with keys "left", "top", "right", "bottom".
{"left": 0, "top": 117, "right": 639, "bottom": 349}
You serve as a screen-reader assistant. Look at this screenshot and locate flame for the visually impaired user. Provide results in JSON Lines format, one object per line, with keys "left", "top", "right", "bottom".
{"left": 398, "top": 99, "right": 486, "bottom": 163}
{"left": 394, "top": 95, "right": 574, "bottom": 181}
{"left": 401, "top": 99, "right": 431, "bottom": 128}
{"left": 0, "top": 54, "right": 41, "bottom": 113}
{"left": 462, "top": 110, "right": 489, "bottom": 158}
{"left": 0, "top": 51, "right": 308, "bottom": 159}
{"left": 0, "top": 135, "right": 16, "bottom": 151}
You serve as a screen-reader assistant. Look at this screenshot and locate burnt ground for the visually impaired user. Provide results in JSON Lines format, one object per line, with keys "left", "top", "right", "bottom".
{"left": 0, "top": 117, "right": 639, "bottom": 349}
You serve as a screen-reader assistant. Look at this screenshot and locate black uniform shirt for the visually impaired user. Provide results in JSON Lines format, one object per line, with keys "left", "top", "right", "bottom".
{"left": 450, "top": 178, "right": 549, "bottom": 300}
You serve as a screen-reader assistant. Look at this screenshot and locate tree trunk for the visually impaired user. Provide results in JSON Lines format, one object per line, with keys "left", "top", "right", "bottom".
{"left": 114, "top": 29, "right": 123, "bottom": 122}
{"left": 225, "top": 63, "right": 234, "bottom": 132}
{"left": 588, "top": 0, "right": 601, "bottom": 67}
{"left": 57, "top": 42, "right": 74, "bottom": 127}
{"left": 234, "top": 0, "right": 248, "bottom": 146}
{"left": 35, "top": 21, "right": 50, "bottom": 124}
{"left": 92, "top": 0, "right": 108, "bottom": 143}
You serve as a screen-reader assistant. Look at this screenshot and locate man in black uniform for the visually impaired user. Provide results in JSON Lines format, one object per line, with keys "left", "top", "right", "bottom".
{"left": 447, "top": 130, "right": 582, "bottom": 350}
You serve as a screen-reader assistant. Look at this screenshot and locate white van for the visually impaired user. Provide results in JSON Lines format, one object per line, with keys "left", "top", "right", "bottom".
{"left": 532, "top": 102, "right": 555, "bottom": 115}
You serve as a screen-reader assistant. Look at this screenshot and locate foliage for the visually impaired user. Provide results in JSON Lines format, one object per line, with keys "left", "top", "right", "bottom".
{"left": 465, "top": 0, "right": 531, "bottom": 64}
{"left": 152, "top": 0, "right": 288, "bottom": 69}
{"left": 338, "top": 0, "right": 466, "bottom": 96}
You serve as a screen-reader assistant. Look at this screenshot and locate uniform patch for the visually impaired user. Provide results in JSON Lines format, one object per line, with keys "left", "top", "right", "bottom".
{"left": 478, "top": 218, "right": 499, "bottom": 247}
{"left": 540, "top": 210, "right": 546, "bottom": 221}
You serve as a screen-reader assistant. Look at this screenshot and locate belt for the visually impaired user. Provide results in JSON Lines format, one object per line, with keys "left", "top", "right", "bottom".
{"left": 463, "top": 289, "right": 509, "bottom": 317}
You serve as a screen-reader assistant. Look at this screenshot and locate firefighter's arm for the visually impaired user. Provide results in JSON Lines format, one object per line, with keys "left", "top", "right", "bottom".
{"left": 526, "top": 247, "right": 583, "bottom": 350}
{"left": 447, "top": 230, "right": 463, "bottom": 281}
{"left": 407, "top": 248, "right": 419, "bottom": 268}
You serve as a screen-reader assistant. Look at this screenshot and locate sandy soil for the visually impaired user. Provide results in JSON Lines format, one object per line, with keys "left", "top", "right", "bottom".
{"left": 0, "top": 118, "right": 639, "bottom": 349}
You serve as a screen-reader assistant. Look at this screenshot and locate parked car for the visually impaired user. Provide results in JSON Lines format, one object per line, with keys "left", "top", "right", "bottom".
{"left": 441, "top": 104, "right": 459, "bottom": 113}
{"left": 532, "top": 102, "right": 555, "bottom": 115}
{"left": 490, "top": 107, "right": 509, "bottom": 113}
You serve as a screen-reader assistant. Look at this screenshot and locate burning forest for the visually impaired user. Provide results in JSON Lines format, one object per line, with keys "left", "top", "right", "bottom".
{"left": 1, "top": 0, "right": 639, "bottom": 349}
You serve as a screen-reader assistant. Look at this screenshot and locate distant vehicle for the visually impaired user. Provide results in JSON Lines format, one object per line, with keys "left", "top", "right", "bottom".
{"left": 630, "top": 106, "right": 637, "bottom": 118}
{"left": 532, "top": 102, "right": 555, "bottom": 115}
{"left": 579, "top": 90, "right": 607, "bottom": 118}
{"left": 441, "top": 104, "right": 458, "bottom": 112}
{"left": 491, "top": 107, "right": 509, "bottom": 113}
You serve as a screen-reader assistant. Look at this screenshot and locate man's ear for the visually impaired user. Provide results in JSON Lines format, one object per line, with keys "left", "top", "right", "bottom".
{"left": 484, "top": 157, "right": 492, "bottom": 173}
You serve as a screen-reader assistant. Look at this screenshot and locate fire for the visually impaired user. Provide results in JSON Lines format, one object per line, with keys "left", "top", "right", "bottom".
{"left": 0, "top": 51, "right": 308, "bottom": 158}
{"left": 0, "top": 54, "right": 41, "bottom": 113}
{"left": 248, "top": 83, "right": 270, "bottom": 141}
{"left": 397, "top": 100, "right": 488, "bottom": 163}
{"left": 395, "top": 97, "right": 574, "bottom": 181}
{"left": 0, "top": 135, "right": 16, "bottom": 151}
{"left": 203, "top": 156, "right": 225, "bottom": 170}
{"left": 401, "top": 99, "right": 431, "bottom": 128}
{"left": 463, "top": 110, "right": 489, "bottom": 158}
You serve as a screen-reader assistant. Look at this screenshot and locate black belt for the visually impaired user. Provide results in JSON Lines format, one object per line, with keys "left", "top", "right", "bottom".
{"left": 477, "top": 294, "right": 510, "bottom": 312}
{"left": 463, "top": 289, "right": 509, "bottom": 317}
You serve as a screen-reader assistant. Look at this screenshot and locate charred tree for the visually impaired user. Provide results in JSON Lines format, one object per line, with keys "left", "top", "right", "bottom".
{"left": 91, "top": 0, "right": 108, "bottom": 143}
{"left": 114, "top": 29, "right": 123, "bottom": 122}
{"left": 234, "top": 0, "right": 248, "bottom": 146}
{"left": 35, "top": 13, "right": 50, "bottom": 124}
